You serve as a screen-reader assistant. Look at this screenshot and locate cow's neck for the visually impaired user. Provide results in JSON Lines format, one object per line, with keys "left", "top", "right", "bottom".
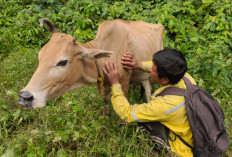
{"left": 76, "top": 40, "right": 119, "bottom": 88}
{"left": 79, "top": 40, "right": 103, "bottom": 77}
{"left": 74, "top": 41, "right": 100, "bottom": 86}
{"left": 83, "top": 40, "right": 120, "bottom": 78}
{"left": 79, "top": 40, "right": 96, "bottom": 49}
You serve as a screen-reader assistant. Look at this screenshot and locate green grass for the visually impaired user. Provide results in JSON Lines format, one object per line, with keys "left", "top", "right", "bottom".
{"left": 0, "top": 46, "right": 231, "bottom": 157}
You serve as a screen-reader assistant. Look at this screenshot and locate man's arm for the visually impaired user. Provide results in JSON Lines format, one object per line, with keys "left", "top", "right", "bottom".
{"left": 103, "top": 61, "right": 166, "bottom": 123}
{"left": 121, "top": 53, "right": 153, "bottom": 72}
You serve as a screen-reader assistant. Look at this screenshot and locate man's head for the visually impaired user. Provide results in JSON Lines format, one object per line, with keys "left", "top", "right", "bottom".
{"left": 151, "top": 49, "right": 187, "bottom": 85}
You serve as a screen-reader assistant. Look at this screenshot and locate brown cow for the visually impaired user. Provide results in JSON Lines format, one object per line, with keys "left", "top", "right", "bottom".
{"left": 18, "top": 18, "right": 164, "bottom": 115}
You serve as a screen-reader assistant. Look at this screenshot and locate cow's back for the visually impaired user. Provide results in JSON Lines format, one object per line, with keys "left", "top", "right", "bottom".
{"left": 93, "top": 19, "right": 164, "bottom": 81}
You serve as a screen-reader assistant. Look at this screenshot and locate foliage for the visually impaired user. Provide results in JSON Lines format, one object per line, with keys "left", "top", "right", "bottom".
{"left": 0, "top": 0, "right": 231, "bottom": 156}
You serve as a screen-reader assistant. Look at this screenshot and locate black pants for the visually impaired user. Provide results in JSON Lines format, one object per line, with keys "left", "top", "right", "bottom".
{"left": 138, "top": 122, "right": 172, "bottom": 153}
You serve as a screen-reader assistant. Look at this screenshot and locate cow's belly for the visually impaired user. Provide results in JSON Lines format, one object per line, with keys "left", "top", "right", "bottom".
{"left": 130, "top": 70, "right": 150, "bottom": 82}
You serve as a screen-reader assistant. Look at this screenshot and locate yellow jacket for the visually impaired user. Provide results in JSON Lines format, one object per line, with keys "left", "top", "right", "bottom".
{"left": 111, "top": 61, "right": 196, "bottom": 157}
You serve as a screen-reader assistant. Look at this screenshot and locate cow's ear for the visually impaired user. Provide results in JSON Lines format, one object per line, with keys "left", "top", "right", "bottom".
{"left": 82, "top": 48, "right": 113, "bottom": 59}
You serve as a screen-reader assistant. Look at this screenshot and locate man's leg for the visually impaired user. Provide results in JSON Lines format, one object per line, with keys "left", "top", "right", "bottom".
{"left": 138, "top": 122, "right": 171, "bottom": 153}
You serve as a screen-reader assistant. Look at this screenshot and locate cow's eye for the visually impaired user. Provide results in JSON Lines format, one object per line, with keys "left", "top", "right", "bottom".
{"left": 56, "top": 60, "right": 68, "bottom": 66}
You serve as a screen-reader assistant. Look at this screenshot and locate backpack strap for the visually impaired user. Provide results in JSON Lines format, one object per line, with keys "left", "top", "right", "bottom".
{"left": 158, "top": 87, "right": 185, "bottom": 97}
{"left": 173, "top": 131, "right": 193, "bottom": 150}
{"left": 158, "top": 76, "right": 193, "bottom": 97}
{"left": 182, "top": 76, "right": 192, "bottom": 86}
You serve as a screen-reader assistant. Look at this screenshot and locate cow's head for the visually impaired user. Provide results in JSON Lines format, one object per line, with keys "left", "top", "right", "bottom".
{"left": 18, "top": 18, "right": 112, "bottom": 109}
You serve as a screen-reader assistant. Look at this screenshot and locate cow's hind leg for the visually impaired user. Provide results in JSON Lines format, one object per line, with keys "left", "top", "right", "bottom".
{"left": 141, "top": 79, "right": 151, "bottom": 102}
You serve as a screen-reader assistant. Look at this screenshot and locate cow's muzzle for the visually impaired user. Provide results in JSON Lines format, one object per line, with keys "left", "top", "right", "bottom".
{"left": 18, "top": 91, "right": 34, "bottom": 109}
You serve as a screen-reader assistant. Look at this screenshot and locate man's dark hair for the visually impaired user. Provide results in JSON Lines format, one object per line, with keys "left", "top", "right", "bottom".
{"left": 153, "top": 49, "right": 187, "bottom": 84}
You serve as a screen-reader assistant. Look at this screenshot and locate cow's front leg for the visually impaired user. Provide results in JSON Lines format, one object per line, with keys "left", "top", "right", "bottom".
{"left": 120, "top": 70, "right": 132, "bottom": 96}
{"left": 103, "top": 93, "right": 111, "bottom": 116}
{"left": 120, "top": 78, "right": 130, "bottom": 96}
{"left": 97, "top": 78, "right": 111, "bottom": 116}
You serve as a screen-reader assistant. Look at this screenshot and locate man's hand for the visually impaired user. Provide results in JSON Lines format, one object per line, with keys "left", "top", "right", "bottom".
{"left": 103, "top": 62, "right": 120, "bottom": 86}
{"left": 121, "top": 53, "right": 142, "bottom": 70}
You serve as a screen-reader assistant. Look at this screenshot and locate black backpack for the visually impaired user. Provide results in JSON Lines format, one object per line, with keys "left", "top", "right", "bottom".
{"left": 159, "top": 76, "right": 229, "bottom": 157}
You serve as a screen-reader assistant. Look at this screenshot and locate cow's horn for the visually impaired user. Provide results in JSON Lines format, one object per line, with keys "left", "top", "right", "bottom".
{"left": 39, "top": 18, "right": 57, "bottom": 34}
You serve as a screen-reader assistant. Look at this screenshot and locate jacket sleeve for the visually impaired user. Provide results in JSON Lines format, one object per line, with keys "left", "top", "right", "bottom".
{"left": 111, "top": 84, "right": 167, "bottom": 123}
{"left": 111, "top": 84, "right": 134, "bottom": 122}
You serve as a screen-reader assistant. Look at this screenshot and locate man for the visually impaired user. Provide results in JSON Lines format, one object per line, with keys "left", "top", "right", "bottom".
{"left": 103, "top": 49, "right": 196, "bottom": 157}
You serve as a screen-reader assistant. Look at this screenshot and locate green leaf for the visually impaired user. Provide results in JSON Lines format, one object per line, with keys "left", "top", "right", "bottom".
{"left": 212, "top": 67, "right": 218, "bottom": 78}
{"left": 73, "top": 131, "right": 80, "bottom": 140}
{"left": 226, "top": 59, "right": 231, "bottom": 65}
{"left": 161, "top": 13, "right": 165, "bottom": 23}
{"left": 73, "top": 106, "right": 81, "bottom": 112}
{"left": 190, "top": 37, "right": 199, "bottom": 42}
{"left": 202, "top": 0, "right": 213, "bottom": 3}
{"left": 169, "top": 19, "right": 174, "bottom": 29}
{"left": 211, "top": 88, "right": 220, "bottom": 96}
{"left": 13, "top": 109, "right": 21, "bottom": 121}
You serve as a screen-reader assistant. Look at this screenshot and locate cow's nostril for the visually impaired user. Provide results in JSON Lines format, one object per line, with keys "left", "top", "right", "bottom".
{"left": 18, "top": 91, "right": 34, "bottom": 101}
